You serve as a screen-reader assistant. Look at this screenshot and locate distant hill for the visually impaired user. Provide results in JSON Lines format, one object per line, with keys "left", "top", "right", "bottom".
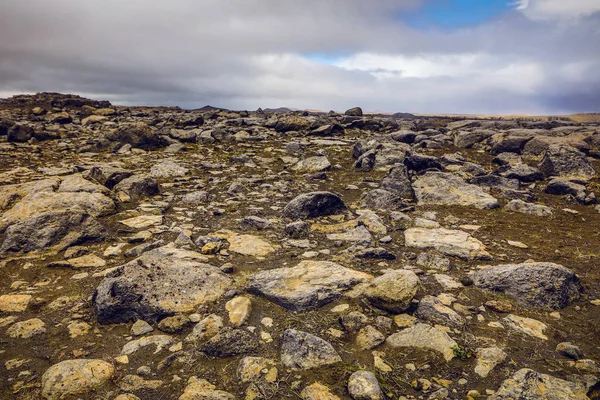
{"left": 194, "top": 105, "right": 226, "bottom": 112}
{"left": 263, "top": 107, "right": 294, "bottom": 113}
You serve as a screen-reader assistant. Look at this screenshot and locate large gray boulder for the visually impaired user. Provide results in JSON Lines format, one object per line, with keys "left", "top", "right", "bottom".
{"left": 280, "top": 329, "right": 341, "bottom": 370}
{"left": 0, "top": 210, "right": 106, "bottom": 254}
{"left": 472, "top": 262, "right": 582, "bottom": 310}
{"left": 283, "top": 192, "right": 346, "bottom": 220}
{"left": 0, "top": 191, "right": 114, "bottom": 231}
{"left": 380, "top": 164, "right": 414, "bottom": 200}
{"left": 539, "top": 145, "right": 595, "bottom": 180}
{"left": 247, "top": 260, "right": 372, "bottom": 312}
{"left": 113, "top": 122, "right": 170, "bottom": 150}
{"left": 490, "top": 368, "right": 590, "bottom": 400}
{"left": 413, "top": 172, "right": 499, "bottom": 209}
{"left": 94, "top": 245, "right": 233, "bottom": 324}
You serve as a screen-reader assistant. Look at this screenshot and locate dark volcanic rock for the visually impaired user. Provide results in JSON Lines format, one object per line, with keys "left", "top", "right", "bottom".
{"left": 94, "top": 246, "right": 233, "bottom": 324}
{"left": 283, "top": 191, "right": 346, "bottom": 220}
{"left": 201, "top": 328, "right": 259, "bottom": 358}
{"left": 345, "top": 107, "right": 363, "bottom": 117}
{"left": 7, "top": 124, "right": 34, "bottom": 142}
{"left": 473, "top": 262, "right": 582, "bottom": 310}
{"left": 114, "top": 122, "right": 170, "bottom": 150}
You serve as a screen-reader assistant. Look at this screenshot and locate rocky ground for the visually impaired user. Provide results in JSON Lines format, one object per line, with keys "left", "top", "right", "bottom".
{"left": 0, "top": 92, "right": 599, "bottom": 400}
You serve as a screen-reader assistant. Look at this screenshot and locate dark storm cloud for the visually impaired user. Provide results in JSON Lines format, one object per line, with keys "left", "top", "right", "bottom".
{"left": 0, "top": 0, "right": 598, "bottom": 114}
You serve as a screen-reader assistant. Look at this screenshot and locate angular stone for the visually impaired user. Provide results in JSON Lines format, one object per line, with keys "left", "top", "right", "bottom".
{"left": 225, "top": 296, "right": 252, "bottom": 326}
{"left": 386, "top": 323, "right": 457, "bottom": 361}
{"left": 200, "top": 328, "right": 259, "bottom": 358}
{"left": 356, "top": 325, "right": 385, "bottom": 350}
{"left": 474, "top": 346, "right": 507, "bottom": 377}
{"left": 248, "top": 260, "right": 372, "bottom": 312}
{"left": 416, "top": 296, "right": 466, "bottom": 328}
{"left": 280, "top": 329, "right": 342, "bottom": 370}
{"left": 363, "top": 269, "right": 420, "bottom": 313}
{"left": 405, "top": 228, "right": 491, "bottom": 260}
{"left": 0, "top": 191, "right": 114, "bottom": 231}
{"left": 185, "top": 314, "right": 223, "bottom": 344}
{"left": 503, "top": 314, "right": 548, "bottom": 340}
{"left": 472, "top": 262, "right": 582, "bottom": 310}
{"left": 283, "top": 192, "right": 347, "bottom": 220}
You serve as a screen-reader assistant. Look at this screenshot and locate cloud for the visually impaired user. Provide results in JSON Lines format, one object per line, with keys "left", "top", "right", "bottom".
{"left": 516, "top": 0, "right": 600, "bottom": 20}
{"left": 0, "top": 0, "right": 598, "bottom": 114}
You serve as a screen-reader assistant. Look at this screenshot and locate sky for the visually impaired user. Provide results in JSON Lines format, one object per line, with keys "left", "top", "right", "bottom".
{"left": 0, "top": 0, "right": 599, "bottom": 115}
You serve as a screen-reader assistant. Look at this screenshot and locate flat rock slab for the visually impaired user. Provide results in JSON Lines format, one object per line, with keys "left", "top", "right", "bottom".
{"left": 247, "top": 260, "right": 372, "bottom": 312}
{"left": 292, "top": 156, "right": 331, "bottom": 173}
{"left": 0, "top": 191, "right": 115, "bottom": 231}
{"left": 94, "top": 245, "right": 233, "bottom": 324}
{"left": 386, "top": 323, "right": 457, "bottom": 362}
{"left": 405, "top": 228, "right": 491, "bottom": 260}
{"left": 413, "top": 172, "right": 499, "bottom": 209}
{"left": 472, "top": 262, "right": 582, "bottom": 310}
{"left": 490, "top": 368, "right": 589, "bottom": 400}
{"left": 503, "top": 314, "right": 548, "bottom": 340}
{"left": 213, "top": 230, "right": 276, "bottom": 257}
{"left": 120, "top": 215, "right": 164, "bottom": 229}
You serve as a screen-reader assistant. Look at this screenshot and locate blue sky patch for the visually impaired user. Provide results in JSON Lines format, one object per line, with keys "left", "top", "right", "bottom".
{"left": 400, "top": 0, "right": 514, "bottom": 30}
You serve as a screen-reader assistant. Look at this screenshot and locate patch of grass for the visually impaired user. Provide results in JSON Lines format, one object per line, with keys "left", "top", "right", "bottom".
{"left": 452, "top": 345, "right": 475, "bottom": 361}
